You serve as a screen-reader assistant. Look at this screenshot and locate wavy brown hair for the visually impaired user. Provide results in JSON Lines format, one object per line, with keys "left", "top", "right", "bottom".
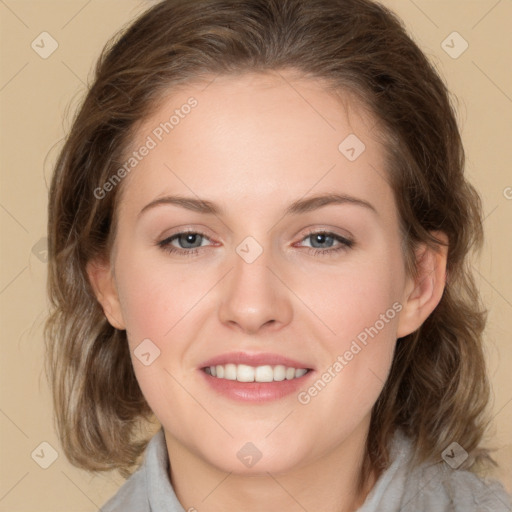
{"left": 45, "top": 0, "right": 493, "bottom": 483}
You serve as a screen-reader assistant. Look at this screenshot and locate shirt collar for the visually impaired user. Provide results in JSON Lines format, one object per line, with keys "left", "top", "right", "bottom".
{"left": 144, "top": 428, "right": 186, "bottom": 512}
{"left": 142, "top": 427, "right": 413, "bottom": 512}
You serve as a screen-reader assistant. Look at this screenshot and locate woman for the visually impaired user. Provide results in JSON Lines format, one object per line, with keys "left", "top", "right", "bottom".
{"left": 45, "top": 0, "right": 512, "bottom": 510}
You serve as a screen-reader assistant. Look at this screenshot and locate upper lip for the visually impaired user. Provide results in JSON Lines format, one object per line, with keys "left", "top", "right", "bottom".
{"left": 200, "top": 352, "right": 314, "bottom": 370}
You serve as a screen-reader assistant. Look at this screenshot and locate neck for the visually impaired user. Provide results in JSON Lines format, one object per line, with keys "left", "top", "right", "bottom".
{"left": 164, "top": 424, "right": 377, "bottom": 512}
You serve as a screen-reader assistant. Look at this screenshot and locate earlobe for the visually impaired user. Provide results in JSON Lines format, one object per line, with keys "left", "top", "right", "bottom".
{"left": 86, "top": 258, "right": 126, "bottom": 330}
{"left": 396, "top": 231, "right": 448, "bottom": 339}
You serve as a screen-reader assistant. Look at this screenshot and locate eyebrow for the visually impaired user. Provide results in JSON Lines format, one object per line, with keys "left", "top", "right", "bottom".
{"left": 138, "top": 192, "right": 378, "bottom": 219}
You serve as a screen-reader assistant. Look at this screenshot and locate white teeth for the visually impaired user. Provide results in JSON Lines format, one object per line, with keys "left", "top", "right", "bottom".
{"left": 273, "top": 365, "right": 286, "bottom": 381}
{"left": 237, "top": 364, "right": 255, "bottom": 382}
{"left": 205, "top": 363, "right": 309, "bottom": 382}
{"left": 255, "top": 365, "right": 274, "bottom": 382}
{"left": 224, "top": 363, "right": 237, "bottom": 380}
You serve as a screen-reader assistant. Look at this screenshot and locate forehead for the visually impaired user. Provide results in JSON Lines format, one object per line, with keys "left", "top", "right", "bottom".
{"left": 116, "top": 71, "right": 395, "bottom": 224}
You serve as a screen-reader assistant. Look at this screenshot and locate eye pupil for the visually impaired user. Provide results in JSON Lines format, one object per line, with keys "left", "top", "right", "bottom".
{"left": 180, "top": 233, "right": 202, "bottom": 248}
{"left": 161, "top": 230, "right": 350, "bottom": 256}
{"left": 311, "top": 233, "right": 333, "bottom": 248}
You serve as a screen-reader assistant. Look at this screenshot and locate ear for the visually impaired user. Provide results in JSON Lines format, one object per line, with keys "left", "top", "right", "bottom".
{"left": 396, "top": 231, "right": 448, "bottom": 339}
{"left": 86, "top": 257, "right": 126, "bottom": 330}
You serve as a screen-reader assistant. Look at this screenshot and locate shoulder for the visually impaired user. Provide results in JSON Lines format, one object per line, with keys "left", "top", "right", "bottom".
{"left": 99, "top": 428, "right": 185, "bottom": 512}
{"left": 360, "top": 430, "right": 512, "bottom": 512}
{"left": 99, "top": 469, "right": 150, "bottom": 512}
{"left": 99, "top": 467, "right": 149, "bottom": 512}
{"left": 403, "top": 458, "right": 512, "bottom": 512}
{"left": 99, "top": 430, "right": 160, "bottom": 512}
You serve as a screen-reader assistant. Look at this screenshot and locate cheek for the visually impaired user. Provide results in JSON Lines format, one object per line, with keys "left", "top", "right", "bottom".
{"left": 116, "top": 250, "right": 206, "bottom": 344}
{"left": 115, "top": 255, "right": 203, "bottom": 428}
{"left": 295, "top": 251, "right": 402, "bottom": 407}
{"left": 296, "top": 247, "right": 404, "bottom": 340}
{"left": 114, "top": 254, "right": 213, "bottom": 407}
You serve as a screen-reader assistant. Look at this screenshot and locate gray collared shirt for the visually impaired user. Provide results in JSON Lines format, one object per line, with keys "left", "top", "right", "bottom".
{"left": 100, "top": 428, "right": 512, "bottom": 511}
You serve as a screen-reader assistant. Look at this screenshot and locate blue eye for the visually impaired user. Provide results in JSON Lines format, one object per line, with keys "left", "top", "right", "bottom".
{"left": 299, "top": 231, "right": 354, "bottom": 256}
{"left": 157, "top": 231, "right": 212, "bottom": 257}
{"left": 157, "top": 230, "right": 354, "bottom": 257}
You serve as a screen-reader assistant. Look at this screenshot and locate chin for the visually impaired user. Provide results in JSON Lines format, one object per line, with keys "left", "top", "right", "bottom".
{"left": 199, "top": 438, "right": 308, "bottom": 476}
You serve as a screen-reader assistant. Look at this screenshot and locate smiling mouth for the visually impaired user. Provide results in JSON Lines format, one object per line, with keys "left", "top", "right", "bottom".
{"left": 203, "top": 364, "right": 311, "bottom": 383}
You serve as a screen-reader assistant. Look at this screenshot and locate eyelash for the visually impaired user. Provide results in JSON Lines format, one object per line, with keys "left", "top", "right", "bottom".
{"left": 157, "top": 229, "right": 354, "bottom": 258}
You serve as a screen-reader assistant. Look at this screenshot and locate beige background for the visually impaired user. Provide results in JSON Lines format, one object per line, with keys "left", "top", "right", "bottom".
{"left": 0, "top": 0, "right": 511, "bottom": 510}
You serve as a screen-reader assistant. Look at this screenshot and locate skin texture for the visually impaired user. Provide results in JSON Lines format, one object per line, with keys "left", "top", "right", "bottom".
{"left": 87, "top": 70, "right": 448, "bottom": 512}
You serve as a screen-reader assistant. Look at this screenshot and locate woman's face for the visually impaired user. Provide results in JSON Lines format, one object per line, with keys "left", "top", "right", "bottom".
{"left": 97, "top": 71, "right": 419, "bottom": 474}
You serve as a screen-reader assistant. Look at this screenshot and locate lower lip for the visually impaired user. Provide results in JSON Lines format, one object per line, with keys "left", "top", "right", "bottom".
{"left": 200, "top": 369, "right": 314, "bottom": 402}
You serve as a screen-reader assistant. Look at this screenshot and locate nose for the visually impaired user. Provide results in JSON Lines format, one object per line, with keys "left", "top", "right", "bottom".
{"left": 217, "top": 243, "right": 293, "bottom": 334}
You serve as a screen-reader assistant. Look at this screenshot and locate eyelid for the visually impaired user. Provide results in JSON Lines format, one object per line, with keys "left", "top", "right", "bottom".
{"left": 157, "top": 228, "right": 215, "bottom": 247}
{"left": 157, "top": 225, "right": 215, "bottom": 242}
{"left": 294, "top": 229, "right": 354, "bottom": 250}
{"left": 294, "top": 226, "right": 353, "bottom": 245}
{"left": 156, "top": 227, "right": 354, "bottom": 257}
